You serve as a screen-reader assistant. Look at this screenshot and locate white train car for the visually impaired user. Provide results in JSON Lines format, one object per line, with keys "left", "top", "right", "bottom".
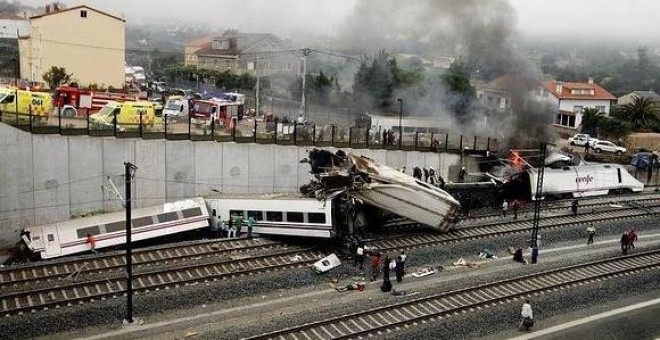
{"left": 206, "top": 195, "right": 336, "bottom": 238}
{"left": 529, "top": 164, "right": 644, "bottom": 200}
{"left": 22, "top": 198, "right": 209, "bottom": 259}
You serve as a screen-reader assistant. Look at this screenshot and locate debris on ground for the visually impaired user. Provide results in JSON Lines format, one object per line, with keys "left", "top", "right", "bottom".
{"left": 453, "top": 258, "right": 478, "bottom": 268}
{"left": 335, "top": 282, "right": 365, "bottom": 292}
{"left": 411, "top": 265, "right": 438, "bottom": 278}
{"left": 312, "top": 253, "right": 341, "bottom": 274}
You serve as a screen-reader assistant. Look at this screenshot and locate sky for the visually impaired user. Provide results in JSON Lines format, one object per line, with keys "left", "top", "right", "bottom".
{"left": 14, "top": 0, "right": 660, "bottom": 40}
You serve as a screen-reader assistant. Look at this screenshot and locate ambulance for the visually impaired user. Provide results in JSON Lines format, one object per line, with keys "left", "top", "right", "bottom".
{"left": 0, "top": 87, "right": 53, "bottom": 121}
{"left": 89, "top": 101, "right": 156, "bottom": 130}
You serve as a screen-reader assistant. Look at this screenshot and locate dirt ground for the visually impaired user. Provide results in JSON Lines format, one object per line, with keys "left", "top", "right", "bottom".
{"left": 625, "top": 132, "right": 660, "bottom": 152}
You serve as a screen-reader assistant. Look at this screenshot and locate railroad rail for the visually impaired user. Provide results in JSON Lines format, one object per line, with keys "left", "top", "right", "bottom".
{"left": 372, "top": 200, "right": 660, "bottom": 251}
{"left": 1, "top": 199, "right": 658, "bottom": 316}
{"left": 0, "top": 238, "right": 283, "bottom": 292}
{"left": 0, "top": 247, "right": 324, "bottom": 316}
{"left": 248, "top": 250, "right": 660, "bottom": 340}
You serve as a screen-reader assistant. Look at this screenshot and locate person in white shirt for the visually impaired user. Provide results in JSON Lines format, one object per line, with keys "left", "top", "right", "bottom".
{"left": 519, "top": 300, "right": 534, "bottom": 331}
{"left": 502, "top": 200, "right": 509, "bottom": 217}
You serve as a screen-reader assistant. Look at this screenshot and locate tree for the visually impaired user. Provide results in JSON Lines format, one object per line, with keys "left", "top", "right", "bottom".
{"left": 580, "top": 107, "right": 604, "bottom": 137}
{"left": 42, "top": 66, "right": 72, "bottom": 89}
{"left": 617, "top": 96, "right": 660, "bottom": 131}
{"left": 441, "top": 61, "right": 476, "bottom": 123}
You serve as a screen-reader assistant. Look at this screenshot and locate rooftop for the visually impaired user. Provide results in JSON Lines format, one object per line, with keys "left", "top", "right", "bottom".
{"left": 544, "top": 80, "right": 616, "bottom": 101}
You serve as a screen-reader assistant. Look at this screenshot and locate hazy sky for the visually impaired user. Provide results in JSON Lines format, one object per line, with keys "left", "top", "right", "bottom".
{"left": 16, "top": 0, "right": 660, "bottom": 40}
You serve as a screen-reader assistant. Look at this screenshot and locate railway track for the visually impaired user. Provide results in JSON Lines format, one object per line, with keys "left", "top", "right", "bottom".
{"left": 0, "top": 238, "right": 284, "bottom": 292}
{"left": 0, "top": 247, "right": 324, "bottom": 316}
{"left": 248, "top": 250, "right": 660, "bottom": 340}
{"left": 1, "top": 198, "right": 657, "bottom": 317}
{"left": 370, "top": 199, "right": 660, "bottom": 252}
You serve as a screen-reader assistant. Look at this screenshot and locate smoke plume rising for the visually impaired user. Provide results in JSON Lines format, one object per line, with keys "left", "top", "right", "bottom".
{"left": 340, "top": 0, "right": 555, "bottom": 149}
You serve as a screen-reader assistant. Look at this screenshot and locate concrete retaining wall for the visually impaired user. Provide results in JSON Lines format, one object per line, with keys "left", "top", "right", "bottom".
{"left": 0, "top": 123, "right": 463, "bottom": 249}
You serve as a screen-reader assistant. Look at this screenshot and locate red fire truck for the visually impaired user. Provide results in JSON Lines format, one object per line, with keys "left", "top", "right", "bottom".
{"left": 189, "top": 93, "right": 245, "bottom": 128}
{"left": 53, "top": 86, "right": 145, "bottom": 117}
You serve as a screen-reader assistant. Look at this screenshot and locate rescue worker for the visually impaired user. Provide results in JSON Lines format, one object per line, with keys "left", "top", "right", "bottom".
{"left": 512, "top": 200, "right": 519, "bottom": 219}
{"left": 519, "top": 300, "right": 534, "bottom": 331}
{"left": 571, "top": 199, "right": 579, "bottom": 216}
{"left": 502, "top": 200, "right": 509, "bottom": 218}
{"left": 423, "top": 168, "right": 430, "bottom": 183}
{"left": 429, "top": 167, "right": 437, "bottom": 185}
{"left": 395, "top": 256, "right": 405, "bottom": 282}
{"left": 586, "top": 224, "right": 596, "bottom": 245}
{"left": 354, "top": 242, "right": 365, "bottom": 270}
{"left": 620, "top": 232, "right": 629, "bottom": 255}
{"left": 370, "top": 253, "right": 381, "bottom": 282}
{"left": 382, "top": 254, "right": 391, "bottom": 282}
{"left": 627, "top": 229, "right": 638, "bottom": 250}
{"left": 247, "top": 216, "right": 255, "bottom": 239}
{"left": 458, "top": 167, "right": 467, "bottom": 182}
{"left": 227, "top": 217, "right": 234, "bottom": 238}
{"left": 413, "top": 166, "right": 422, "bottom": 181}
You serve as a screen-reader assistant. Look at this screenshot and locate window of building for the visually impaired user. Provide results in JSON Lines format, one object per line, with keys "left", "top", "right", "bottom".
{"left": 573, "top": 106, "right": 583, "bottom": 113}
{"left": 80, "top": 10, "right": 87, "bottom": 18}
{"left": 225, "top": 60, "right": 231, "bottom": 68}
{"left": 247, "top": 62, "right": 255, "bottom": 70}
{"left": 595, "top": 105, "right": 606, "bottom": 113}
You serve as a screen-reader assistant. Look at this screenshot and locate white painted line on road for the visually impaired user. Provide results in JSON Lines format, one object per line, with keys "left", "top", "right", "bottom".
{"left": 508, "top": 297, "right": 660, "bottom": 340}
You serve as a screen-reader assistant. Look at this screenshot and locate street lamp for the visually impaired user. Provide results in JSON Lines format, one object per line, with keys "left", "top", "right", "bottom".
{"left": 397, "top": 98, "right": 403, "bottom": 149}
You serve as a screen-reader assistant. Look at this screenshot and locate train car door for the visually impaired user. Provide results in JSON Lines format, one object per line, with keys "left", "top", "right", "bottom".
{"left": 42, "top": 226, "right": 62, "bottom": 257}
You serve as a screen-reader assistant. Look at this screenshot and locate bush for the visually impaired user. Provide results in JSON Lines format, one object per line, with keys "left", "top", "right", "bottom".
{"left": 598, "top": 118, "right": 632, "bottom": 140}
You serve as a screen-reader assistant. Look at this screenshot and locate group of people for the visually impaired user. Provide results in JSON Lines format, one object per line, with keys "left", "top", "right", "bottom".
{"left": 502, "top": 200, "right": 521, "bottom": 219}
{"left": 209, "top": 210, "right": 254, "bottom": 239}
{"left": 381, "top": 129, "right": 397, "bottom": 146}
{"left": 354, "top": 243, "right": 408, "bottom": 292}
{"left": 412, "top": 166, "right": 443, "bottom": 186}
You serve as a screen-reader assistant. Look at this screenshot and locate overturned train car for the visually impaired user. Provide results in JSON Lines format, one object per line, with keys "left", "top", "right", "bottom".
{"left": 502, "top": 164, "right": 644, "bottom": 201}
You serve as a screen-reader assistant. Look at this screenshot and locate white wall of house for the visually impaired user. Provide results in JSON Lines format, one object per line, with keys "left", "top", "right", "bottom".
{"left": 559, "top": 99, "right": 611, "bottom": 115}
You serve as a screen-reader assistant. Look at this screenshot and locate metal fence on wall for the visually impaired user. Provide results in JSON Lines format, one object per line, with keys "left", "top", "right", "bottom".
{"left": 0, "top": 108, "right": 499, "bottom": 154}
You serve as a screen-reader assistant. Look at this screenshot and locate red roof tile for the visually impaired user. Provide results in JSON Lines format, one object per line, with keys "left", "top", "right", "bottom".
{"left": 544, "top": 81, "right": 616, "bottom": 101}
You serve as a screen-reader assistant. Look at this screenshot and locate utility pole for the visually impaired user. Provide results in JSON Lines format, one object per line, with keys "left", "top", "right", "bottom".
{"left": 530, "top": 143, "right": 546, "bottom": 263}
{"left": 124, "top": 162, "right": 138, "bottom": 324}
{"left": 255, "top": 55, "right": 260, "bottom": 116}
{"left": 300, "top": 48, "right": 312, "bottom": 119}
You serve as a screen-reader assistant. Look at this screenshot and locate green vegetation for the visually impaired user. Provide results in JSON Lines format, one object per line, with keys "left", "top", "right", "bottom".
{"left": 163, "top": 65, "right": 256, "bottom": 91}
{"left": 614, "top": 96, "right": 660, "bottom": 131}
{"left": 440, "top": 61, "right": 476, "bottom": 123}
{"left": 42, "top": 66, "right": 72, "bottom": 90}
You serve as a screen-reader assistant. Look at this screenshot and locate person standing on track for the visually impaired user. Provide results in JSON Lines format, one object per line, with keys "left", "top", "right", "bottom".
{"left": 571, "top": 199, "right": 579, "bottom": 216}
{"left": 620, "top": 232, "right": 629, "bottom": 255}
{"left": 370, "top": 253, "right": 381, "bottom": 282}
{"left": 627, "top": 229, "right": 638, "bottom": 250}
{"left": 502, "top": 200, "right": 509, "bottom": 218}
{"left": 518, "top": 300, "right": 534, "bottom": 331}
{"left": 86, "top": 234, "right": 98, "bottom": 254}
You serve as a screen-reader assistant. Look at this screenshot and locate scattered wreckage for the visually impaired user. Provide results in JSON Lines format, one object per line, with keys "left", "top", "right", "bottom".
{"left": 300, "top": 149, "right": 461, "bottom": 235}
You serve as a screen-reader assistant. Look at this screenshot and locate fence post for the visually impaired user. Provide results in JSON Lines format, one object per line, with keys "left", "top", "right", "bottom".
{"left": 86, "top": 111, "right": 90, "bottom": 135}
{"left": 349, "top": 127, "right": 353, "bottom": 148}
{"left": 113, "top": 113, "right": 117, "bottom": 137}
{"left": 231, "top": 118, "right": 236, "bottom": 141}
{"left": 188, "top": 115, "right": 192, "bottom": 139}
{"left": 312, "top": 125, "right": 316, "bottom": 146}
{"left": 211, "top": 118, "right": 215, "bottom": 140}
{"left": 365, "top": 128, "right": 369, "bottom": 149}
{"left": 14, "top": 90, "right": 18, "bottom": 125}
{"left": 459, "top": 135, "right": 463, "bottom": 150}
{"left": 253, "top": 119, "right": 257, "bottom": 143}
{"left": 331, "top": 124, "right": 335, "bottom": 146}
{"left": 293, "top": 124, "right": 297, "bottom": 145}
{"left": 487, "top": 138, "right": 491, "bottom": 152}
{"left": 414, "top": 132, "right": 419, "bottom": 151}
{"left": 473, "top": 136, "right": 477, "bottom": 150}
{"left": 58, "top": 106, "right": 62, "bottom": 134}
{"left": 164, "top": 115, "right": 168, "bottom": 138}
{"left": 139, "top": 111, "right": 143, "bottom": 138}
{"left": 28, "top": 105, "right": 33, "bottom": 132}
{"left": 445, "top": 134, "right": 449, "bottom": 151}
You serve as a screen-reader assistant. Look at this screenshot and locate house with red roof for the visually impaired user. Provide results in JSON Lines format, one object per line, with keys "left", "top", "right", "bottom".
{"left": 537, "top": 79, "right": 617, "bottom": 130}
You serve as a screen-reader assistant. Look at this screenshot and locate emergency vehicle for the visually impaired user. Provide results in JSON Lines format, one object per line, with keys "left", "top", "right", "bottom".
{"left": 0, "top": 86, "right": 53, "bottom": 121}
{"left": 89, "top": 101, "right": 156, "bottom": 130}
{"left": 189, "top": 93, "right": 245, "bottom": 128}
{"left": 53, "top": 86, "right": 145, "bottom": 117}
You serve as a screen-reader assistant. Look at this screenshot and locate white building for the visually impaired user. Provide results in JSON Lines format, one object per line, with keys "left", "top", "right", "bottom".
{"left": 0, "top": 15, "right": 30, "bottom": 38}
{"left": 536, "top": 79, "right": 616, "bottom": 130}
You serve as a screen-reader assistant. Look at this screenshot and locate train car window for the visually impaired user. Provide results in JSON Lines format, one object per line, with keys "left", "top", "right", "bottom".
{"left": 181, "top": 207, "right": 202, "bottom": 218}
{"left": 308, "top": 213, "right": 326, "bottom": 224}
{"left": 133, "top": 216, "right": 154, "bottom": 228}
{"left": 157, "top": 212, "right": 179, "bottom": 223}
{"left": 286, "top": 212, "right": 304, "bottom": 223}
{"left": 266, "top": 211, "right": 283, "bottom": 222}
{"left": 106, "top": 221, "right": 126, "bottom": 233}
{"left": 247, "top": 211, "right": 264, "bottom": 221}
{"left": 229, "top": 210, "right": 245, "bottom": 218}
{"left": 76, "top": 226, "right": 101, "bottom": 239}
{"left": 604, "top": 165, "right": 611, "bottom": 168}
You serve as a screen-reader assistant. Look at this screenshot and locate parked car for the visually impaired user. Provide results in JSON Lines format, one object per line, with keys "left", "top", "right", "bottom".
{"left": 591, "top": 140, "right": 626, "bottom": 155}
{"left": 568, "top": 134, "right": 598, "bottom": 147}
